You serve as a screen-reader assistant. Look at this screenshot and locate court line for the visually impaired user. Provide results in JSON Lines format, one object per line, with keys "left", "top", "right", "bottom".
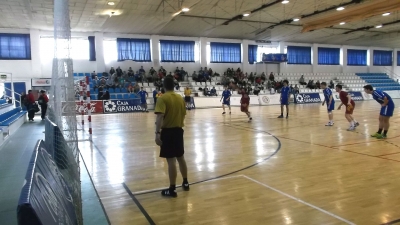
{"left": 382, "top": 218, "right": 400, "bottom": 225}
{"left": 122, "top": 182, "right": 156, "bottom": 225}
{"left": 79, "top": 150, "right": 112, "bottom": 225}
{"left": 242, "top": 175, "right": 356, "bottom": 225}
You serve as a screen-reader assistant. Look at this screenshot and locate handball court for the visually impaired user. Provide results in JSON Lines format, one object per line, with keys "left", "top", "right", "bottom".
{"left": 78, "top": 100, "right": 400, "bottom": 225}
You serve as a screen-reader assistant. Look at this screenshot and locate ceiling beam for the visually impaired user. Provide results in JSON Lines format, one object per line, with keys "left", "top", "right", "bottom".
{"left": 344, "top": 19, "right": 400, "bottom": 34}
{"left": 302, "top": 0, "right": 400, "bottom": 33}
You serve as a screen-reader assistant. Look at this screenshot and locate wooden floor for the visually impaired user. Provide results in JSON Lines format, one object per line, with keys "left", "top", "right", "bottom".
{"left": 79, "top": 100, "right": 400, "bottom": 225}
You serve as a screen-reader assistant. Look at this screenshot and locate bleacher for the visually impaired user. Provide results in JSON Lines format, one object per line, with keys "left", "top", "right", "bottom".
{"left": 356, "top": 73, "right": 400, "bottom": 91}
{"left": 0, "top": 106, "right": 26, "bottom": 137}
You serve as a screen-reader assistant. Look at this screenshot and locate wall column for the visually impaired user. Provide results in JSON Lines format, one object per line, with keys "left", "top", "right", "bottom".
{"left": 342, "top": 46, "right": 347, "bottom": 74}
{"left": 94, "top": 32, "right": 105, "bottom": 73}
{"left": 30, "top": 29, "right": 42, "bottom": 78}
{"left": 278, "top": 41, "right": 285, "bottom": 74}
{"left": 200, "top": 37, "right": 207, "bottom": 67}
{"left": 312, "top": 44, "right": 318, "bottom": 74}
{"left": 242, "top": 39, "right": 250, "bottom": 73}
{"left": 151, "top": 35, "right": 160, "bottom": 68}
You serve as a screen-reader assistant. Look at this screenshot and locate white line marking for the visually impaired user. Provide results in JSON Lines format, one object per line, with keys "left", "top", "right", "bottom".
{"left": 131, "top": 175, "right": 243, "bottom": 195}
{"left": 242, "top": 175, "right": 356, "bottom": 225}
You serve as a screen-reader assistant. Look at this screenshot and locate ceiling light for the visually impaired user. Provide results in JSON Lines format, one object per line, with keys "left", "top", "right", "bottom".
{"left": 182, "top": 7, "right": 190, "bottom": 12}
{"left": 293, "top": 18, "right": 300, "bottom": 22}
{"left": 107, "top": 2, "right": 115, "bottom": 5}
{"left": 281, "top": 0, "right": 289, "bottom": 4}
{"left": 382, "top": 12, "right": 390, "bottom": 16}
{"left": 243, "top": 13, "right": 250, "bottom": 17}
{"left": 340, "top": 22, "right": 345, "bottom": 25}
{"left": 336, "top": 7, "right": 345, "bottom": 11}
{"left": 375, "top": 25, "right": 383, "bottom": 28}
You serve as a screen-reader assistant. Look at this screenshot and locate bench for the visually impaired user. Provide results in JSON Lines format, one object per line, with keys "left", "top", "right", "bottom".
{"left": 0, "top": 107, "right": 27, "bottom": 136}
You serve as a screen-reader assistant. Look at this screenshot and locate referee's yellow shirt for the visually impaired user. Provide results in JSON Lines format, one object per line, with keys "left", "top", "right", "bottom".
{"left": 184, "top": 89, "right": 191, "bottom": 97}
{"left": 155, "top": 91, "right": 186, "bottom": 128}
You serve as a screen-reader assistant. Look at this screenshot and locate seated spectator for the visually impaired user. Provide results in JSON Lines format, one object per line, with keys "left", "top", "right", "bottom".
{"left": 192, "top": 71, "right": 198, "bottom": 83}
{"left": 221, "top": 75, "right": 229, "bottom": 86}
{"left": 91, "top": 71, "right": 96, "bottom": 79}
{"left": 329, "top": 80, "right": 334, "bottom": 89}
{"left": 100, "top": 90, "right": 110, "bottom": 100}
{"left": 249, "top": 72, "right": 255, "bottom": 84}
{"left": 180, "top": 67, "right": 187, "bottom": 80}
{"left": 92, "top": 76, "right": 99, "bottom": 91}
{"left": 199, "top": 67, "right": 204, "bottom": 75}
{"left": 299, "top": 75, "right": 307, "bottom": 85}
{"left": 106, "top": 75, "right": 115, "bottom": 90}
{"left": 198, "top": 72, "right": 205, "bottom": 85}
{"left": 146, "top": 73, "right": 153, "bottom": 85}
{"left": 149, "top": 67, "right": 156, "bottom": 76}
{"left": 174, "top": 78, "right": 180, "bottom": 90}
{"left": 316, "top": 80, "right": 321, "bottom": 89}
{"left": 158, "top": 70, "right": 164, "bottom": 80}
{"left": 261, "top": 72, "right": 266, "bottom": 82}
{"left": 159, "top": 66, "right": 166, "bottom": 76}
{"left": 116, "top": 66, "right": 123, "bottom": 77}
{"left": 154, "top": 79, "right": 162, "bottom": 89}
{"left": 208, "top": 68, "right": 213, "bottom": 77}
{"left": 139, "top": 66, "right": 145, "bottom": 75}
{"left": 175, "top": 66, "right": 180, "bottom": 75}
{"left": 109, "top": 66, "right": 115, "bottom": 75}
{"left": 119, "top": 76, "right": 125, "bottom": 88}
{"left": 255, "top": 77, "right": 262, "bottom": 85}
{"left": 133, "top": 83, "right": 140, "bottom": 93}
{"left": 294, "top": 84, "right": 300, "bottom": 94}
{"left": 135, "top": 71, "right": 143, "bottom": 84}
{"left": 307, "top": 80, "right": 315, "bottom": 89}
{"left": 254, "top": 85, "right": 260, "bottom": 96}
{"left": 236, "top": 67, "right": 241, "bottom": 73}
{"left": 267, "top": 80, "right": 272, "bottom": 90}
{"left": 204, "top": 72, "right": 211, "bottom": 84}
{"left": 127, "top": 83, "right": 134, "bottom": 93}
{"left": 128, "top": 67, "right": 134, "bottom": 77}
{"left": 210, "top": 87, "right": 217, "bottom": 96}
{"left": 269, "top": 72, "right": 275, "bottom": 81}
{"left": 203, "top": 86, "right": 210, "bottom": 96}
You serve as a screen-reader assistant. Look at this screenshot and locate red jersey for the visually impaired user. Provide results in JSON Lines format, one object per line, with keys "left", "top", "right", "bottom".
{"left": 339, "top": 91, "right": 355, "bottom": 105}
{"left": 27, "top": 93, "right": 35, "bottom": 104}
{"left": 241, "top": 93, "right": 250, "bottom": 105}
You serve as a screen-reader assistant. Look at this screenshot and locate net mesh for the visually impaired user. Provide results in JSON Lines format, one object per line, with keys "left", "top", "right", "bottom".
{"left": 46, "top": 0, "right": 82, "bottom": 224}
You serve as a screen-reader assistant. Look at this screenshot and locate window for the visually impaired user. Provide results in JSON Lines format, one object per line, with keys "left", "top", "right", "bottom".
{"left": 397, "top": 51, "right": 400, "bottom": 66}
{"left": 248, "top": 45, "right": 258, "bottom": 64}
{"left": 210, "top": 42, "right": 241, "bottom": 63}
{"left": 88, "top": 36, "right": 96, "bottom": 61}
{"left": 160, "top": 40, "right": 195, "bottom": 62}
{"left": 257, "top": 46, "right": 279, "bottom": 62}
{"left": 117, "top": 38, "right": 151, "bottom": 62}
{"left": 287, "top": 46, "right": 311, "bottom": 64}
{"left": 40, "top": 37, "right": 89, "bottom": 60}
{"left": 373, "top": 50, "right": 393, "bottom": 66}
{"left": 103, "top": 40, "right": 118, "bottom": 63}
{"left": 0, "top": 33, "right": 31, "bottom": 60}
{"left": 347, "top": 49, "right": 367, "bottom": 66}
{"left": 318, "top": 47, "right": 340, "bottom": 65}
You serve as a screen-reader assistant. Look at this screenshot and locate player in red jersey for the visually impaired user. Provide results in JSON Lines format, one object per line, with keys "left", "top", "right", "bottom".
{"left": 240, "top": 88, "right": 252, "bottom": 122}
{"left": 335, "top": 84, "right": 359, "bottom": 131}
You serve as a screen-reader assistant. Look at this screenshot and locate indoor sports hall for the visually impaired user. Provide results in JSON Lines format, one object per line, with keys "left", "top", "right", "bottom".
{"left": 0, "top": 0, "right": 400, "bottom": 225}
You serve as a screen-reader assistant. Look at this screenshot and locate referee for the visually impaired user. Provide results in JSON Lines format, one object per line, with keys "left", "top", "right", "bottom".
{"left": 155, "top": 76, "right": 189, "bottom": 198}
{"left": 184, "top": 86, "right": 192, "bottom": 110}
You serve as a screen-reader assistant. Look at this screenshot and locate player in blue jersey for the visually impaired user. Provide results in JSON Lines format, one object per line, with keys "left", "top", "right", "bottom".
{"left": 321, "top": 82, "right": 335, "bottom": 126}
{"left": 364, "top": 85, "right": 395, "bottom": 139}
{"left": 138, "top": 87, "right": 149, "bottom": 113}
{"left": 278, "top": 80, "right": 290, "bottom": 118}
{"left": 220, "top": 86, "right": 231, "bottom": 115}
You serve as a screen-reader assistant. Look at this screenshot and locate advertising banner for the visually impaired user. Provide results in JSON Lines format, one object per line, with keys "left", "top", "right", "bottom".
{"left": 103, "top": 99, "right": 143, "bottom": 113}
{"left": 258, "top": 94, "right": 281, "bottom": 105}
{"left": 76, "top": 100, "right": 103, "bottom": 114}
{"left": 385, "top": 90, "right": 400, "bottom": 99}
{"left": 262, "top": 53, "right": 288, "bottom": 62}
{"left": 294, "top": 93, "right": 322, "bottom": 104}
{"left": 348, "top": 92, "right": 364, "bottom": 101}
{"left": 17, "top": 140, "right": 78, "bottom": 225}
{"left": 31, "top": 78, "right": 51, "bottom": 87}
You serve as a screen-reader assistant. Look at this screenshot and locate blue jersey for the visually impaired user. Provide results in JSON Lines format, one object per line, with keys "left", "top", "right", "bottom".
{"left": 323, "top": 88, "right": 335, "bottom": 103}
{"left": 153, "top": 90, "right": 157, "bottom": 98}
{"left": 222, "top": 90, "right": 231, "bottom": 100}
{"left": 281, "top": 86, "right": 290, "bottom": 100}
{"left": 138, "top": 90, "right": 147, "bottom": 101}
{"left": 372, "top": 90, "right": 393, "bottom": 105}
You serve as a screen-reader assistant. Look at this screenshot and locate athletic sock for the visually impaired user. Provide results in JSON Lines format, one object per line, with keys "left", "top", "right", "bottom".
{"left": 169, "top": 185, "right": 176, "bottom": 190}
{"left": 383, "top": 130, "right": 388, "bottom": 136}
{"left": 350, "top": 121, "right": 354, "bottom": 127}
{"left": 378, "top": 128, "right": 383, "bottom": 134}
{"left": 183, "top": 178, "right": 188, "bottom": 183}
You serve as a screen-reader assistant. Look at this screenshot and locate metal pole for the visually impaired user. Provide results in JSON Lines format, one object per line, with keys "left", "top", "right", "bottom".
{"left": 10, "top": 73, "right": 14, "bottom": 107}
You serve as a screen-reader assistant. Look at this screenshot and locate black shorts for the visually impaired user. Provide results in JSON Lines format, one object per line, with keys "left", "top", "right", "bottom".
{"left": 160, "top": 128, "right": 184, "bottom": 158}
{"left": 184, "top": 96, "right": 191, "bottom": 102}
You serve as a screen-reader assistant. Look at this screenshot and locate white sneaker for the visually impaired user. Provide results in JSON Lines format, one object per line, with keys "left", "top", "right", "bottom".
{"left": 347, "top": 126, "right": 355, "bottom": 131}
{"left": 325, "top": 122, "right": 334, "bottom": 126}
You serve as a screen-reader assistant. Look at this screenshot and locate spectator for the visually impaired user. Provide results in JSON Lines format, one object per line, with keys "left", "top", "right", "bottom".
{"left": 249, "top": 72, "right": 255, "bottom": 84}
{"left": 159, "top": 66, "right": 166, "bottom": 77}
{"left": 91, "top": 71, "right": 96, "bottom": 79}
{"left": 128, "top": 67, "right": 134, "bottom": 77}
{"left": 203, "top": 86, "right": 210, "bottom": 96}
{"left": 299, "top": 75, "right": 307, "bottom": 85}
{"left": 210, "top": 87, "right": 217, "bottom": 96}
{"left": 294, "top": 84, "right": 300, "bottom": 94}
{"left": 267, "top": 80, "right": 272, "bottom": 90}
{"left": 254, "top": 85, "right": 260, "bottom": 96}
{"left": 208, "top": 68, "right": 213, "bottom": 77}
{"left": 20, "top": 92, "right": 27, "bottom": 111}
{"left": 192, "top": 71, "right": 198, "bottom": 83}
{"left": 27, "top": 90, "right": 36, "bottom": 121}
{"left": 133, "top": 83, "right": 140, "bottom": 93}
{"left": 316, "top": 80, "right": 321, "bottom": 89}
{"left": 135, "top": 71, "right": 143, "bottom": 85}
{"left": 198, "top": 72, "right": 205, "bottom": 85}
{"left": 93, "top": 76, "right": 99, "bottom": 91}
{"left": 127, "top": 83, "right": 134, "bottom": 93}
{"left": 106, "top": 76, "right": 114, "bottom": 90}
{"left": 261, "top": 72, "right": 266, "bottom": 83}
{"left": 149, "top": 67, "right": 156, "bottom": 76}
{"left": 100, "top": 77, "right": 106, "bottom": 86}
{"left": 307, "top": 80, "right": 315, "bottom": 89}
{"left": 174, "top": 78, "right": 180, "bottom": 90}
{"left": 116, "top": 66, "right": 123, "bottom": 77}
{"left": 146, "top": 72, "right": 153, "bottom": 85}
{"left": 139, "top": 66, "right": 145, "bottom": 75}
{"left": 199, "top": 67, "right": 204, "bottom": 75}
{"left": 100, "top": 90, "right": 110, "bottom": 100}
{"left": 153, "top": 88, "right": 158, "bottom": 105}
{"left": 329, "top": 80, "right": 335, "bottom": 89}
{"left": 38, "top": 90, "right": 49, "bottom": 120}
{"left": 180, "top": 67, "right": 187, "bottom": 80}
{"left": 269, "top": 72, "right": 275, "bottom": 81}
{"left": 109, "top": 66, "right": 115, "bottom": 75}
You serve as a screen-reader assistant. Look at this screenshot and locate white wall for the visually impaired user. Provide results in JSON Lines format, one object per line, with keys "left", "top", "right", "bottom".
{"left": 1, "top": 28, "right": 400, "bottom": 82}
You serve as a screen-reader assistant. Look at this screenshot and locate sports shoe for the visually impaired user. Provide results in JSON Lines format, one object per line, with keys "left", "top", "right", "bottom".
{"left": 161, "top": 189, "right": 177, "bottom": 198}
{"left": 286, "top": 116, "right": 289, "bottom": 119}
{"left": 277, "top": 115, "right": 284, "bottom": 118}
{"left": 354, "top": 122, "right": 360, "bottom": 127}
{"left": 325, "top": 122, "right": 334, "bottom": 126}
{"left": 371, "top": 133, "right": 381, "bottom": 138}
{"left": 222, "top": 112, "right": 226, "bottom": 115}
{"left": 347, "top": 126, "right": 355, "bottom": 131}
{"left": 376, "top": 134, "right": 387, "bottom": 139}
{"left": 182, "top": 182, "right": 190, "bottom": 191}
{"left": 248, "top": 117, "right": 252, "bottom": 122}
